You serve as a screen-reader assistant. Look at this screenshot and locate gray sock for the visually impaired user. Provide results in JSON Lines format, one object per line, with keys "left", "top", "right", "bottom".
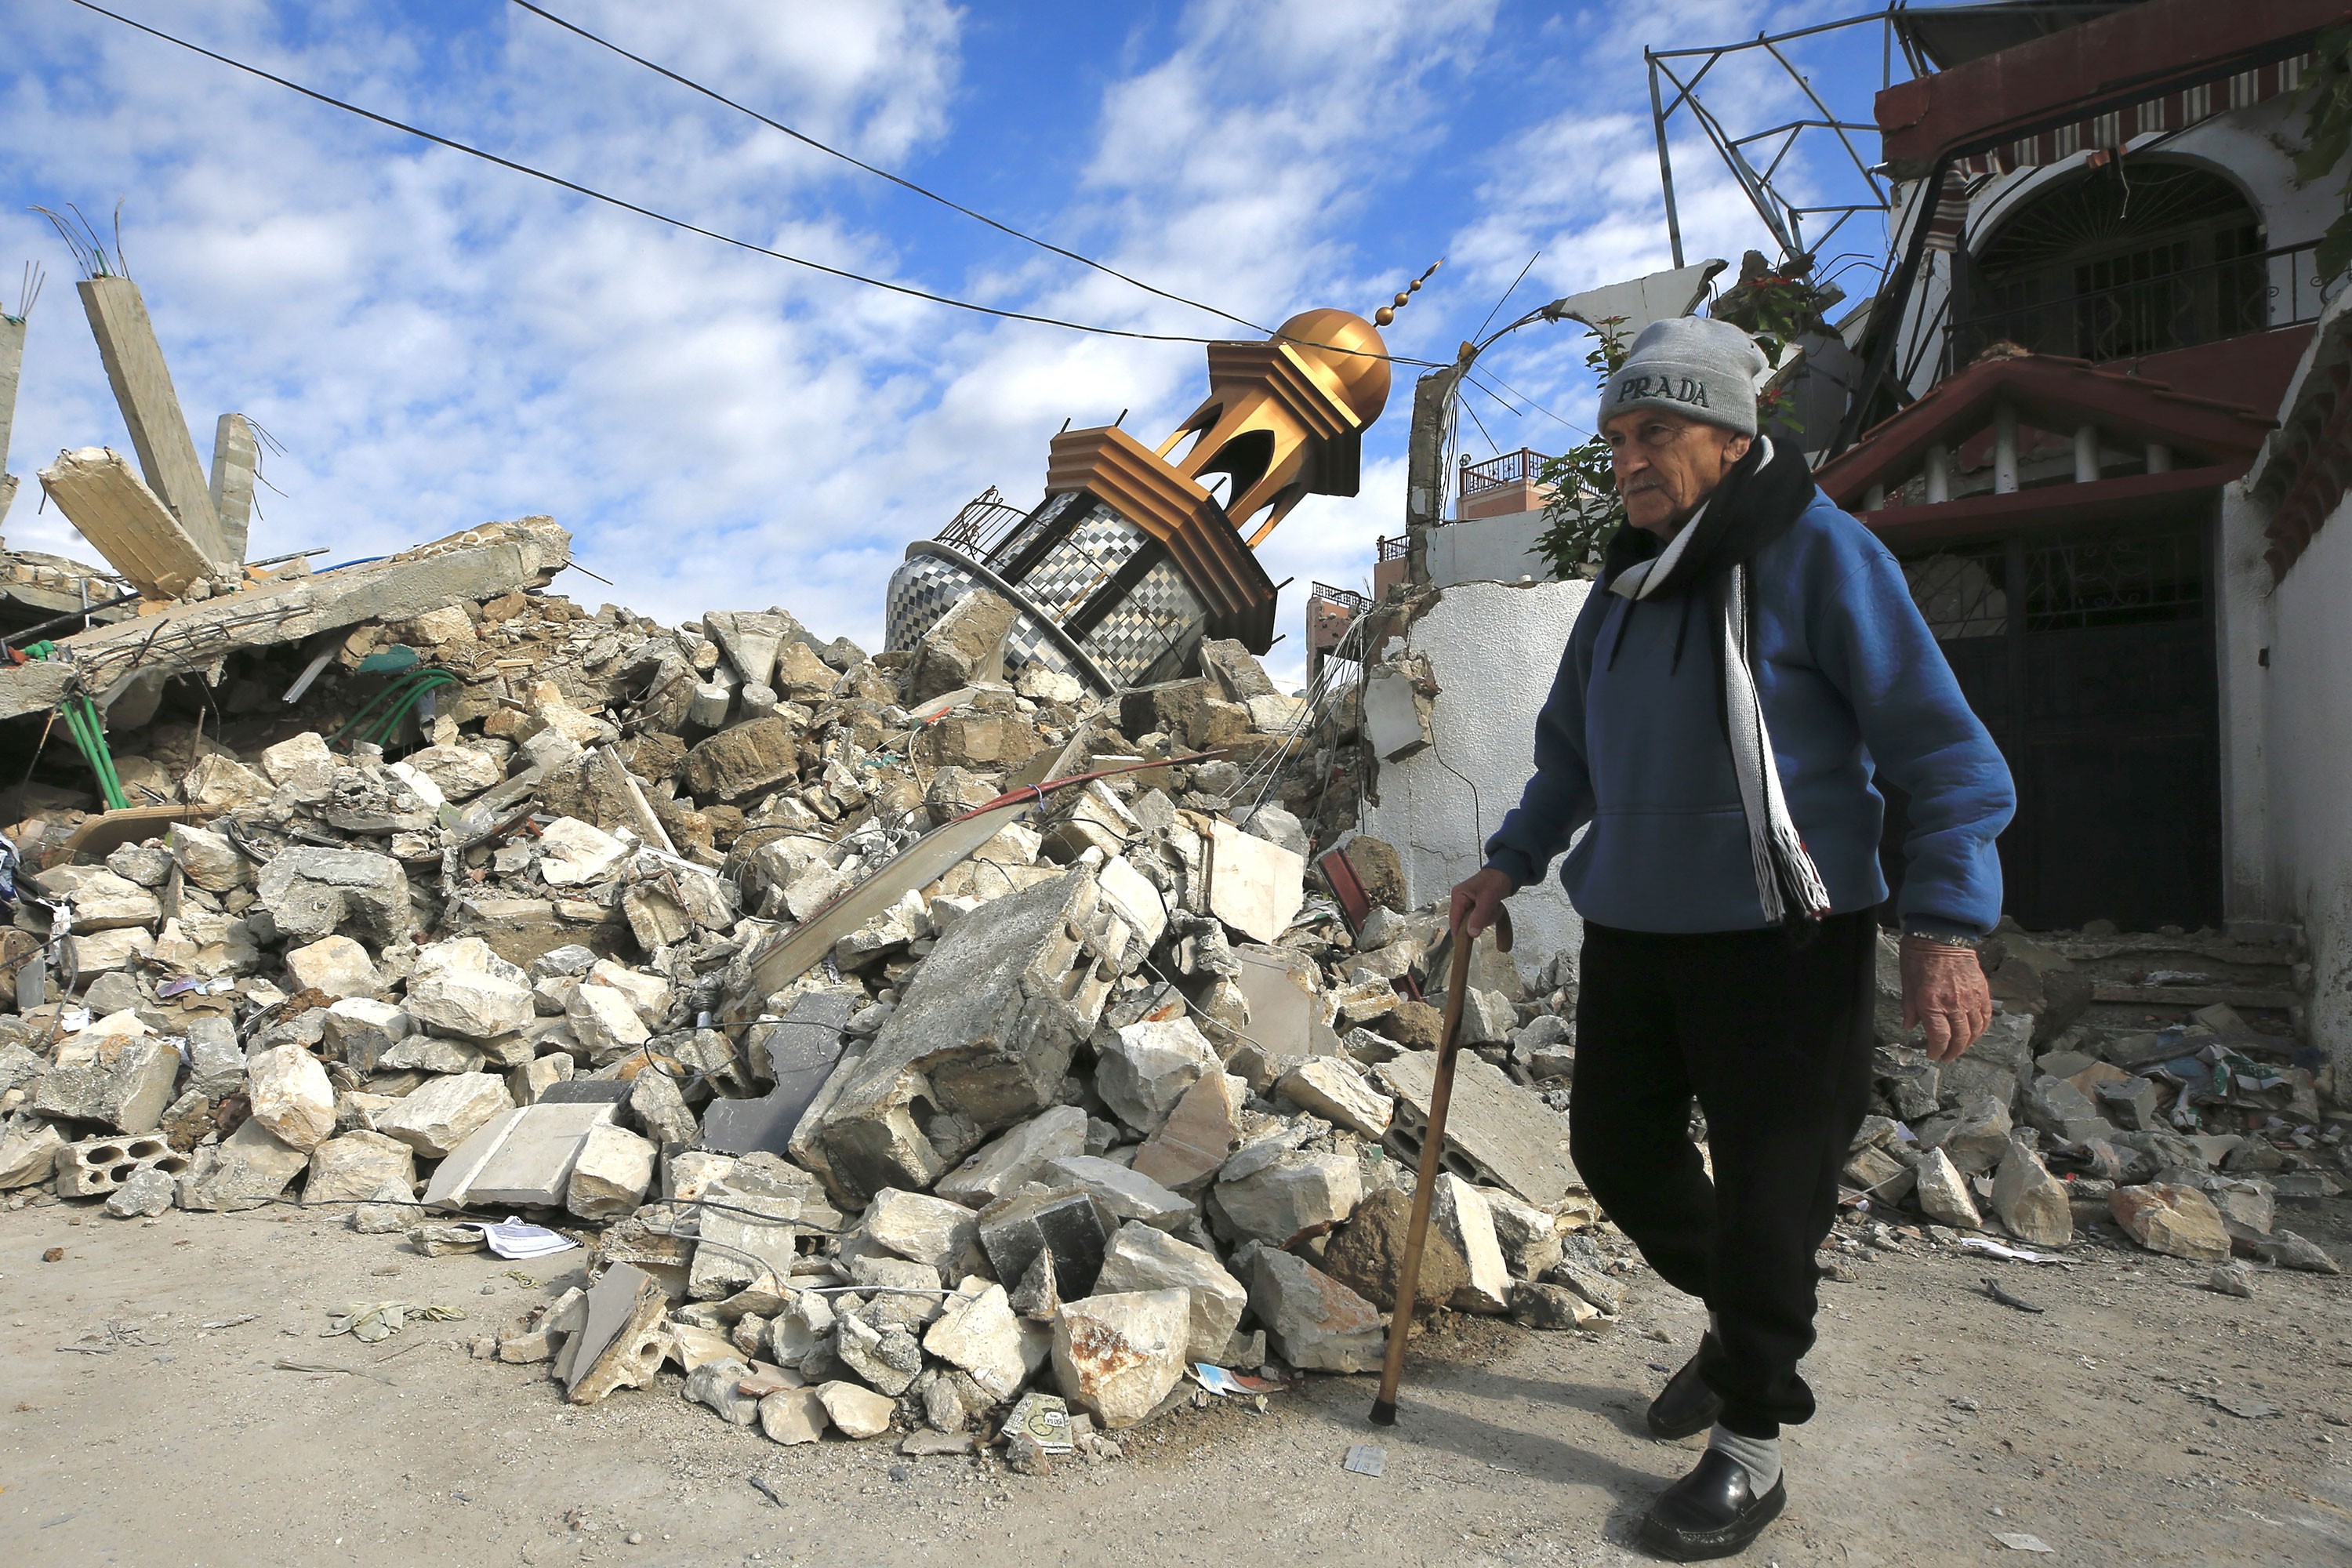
{"left": 1707, "top": 1425, "right": 1782, "bottom": 1493}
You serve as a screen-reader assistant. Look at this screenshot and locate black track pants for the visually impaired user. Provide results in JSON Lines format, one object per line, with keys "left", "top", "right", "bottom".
{"left": 1569, "top": 909, "right": 1878, "bottom": 1437}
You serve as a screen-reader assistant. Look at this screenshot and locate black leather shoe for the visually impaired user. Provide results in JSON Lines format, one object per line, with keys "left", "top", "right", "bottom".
{"left": 1646, "top": 1338, "right": 1724, "bottom": 1440}
{"left": 1635, "top": 1448, "right": 1787, "bottom": 1562}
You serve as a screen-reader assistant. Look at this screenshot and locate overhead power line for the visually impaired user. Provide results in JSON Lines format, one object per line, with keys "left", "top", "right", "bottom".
{"left": 67, "top": 0, "right": 1429, "bottom": 361}
{"left": 508, "top": 0, "right": 1269, "bottom": 336}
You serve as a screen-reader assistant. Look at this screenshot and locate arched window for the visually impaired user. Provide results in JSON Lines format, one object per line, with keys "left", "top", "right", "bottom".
{"left": 1955, "top": 162, "right": 2265, "bottom": 364}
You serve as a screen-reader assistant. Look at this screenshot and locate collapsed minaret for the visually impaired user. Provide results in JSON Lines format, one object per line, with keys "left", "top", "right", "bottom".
{"left": 885, "top": 272, "right": 1429, "bottom": 694}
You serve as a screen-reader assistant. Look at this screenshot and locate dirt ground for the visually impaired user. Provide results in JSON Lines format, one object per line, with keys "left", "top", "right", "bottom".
{"left": 3, "top": 1196, "right": 2349, "bottom": 1568}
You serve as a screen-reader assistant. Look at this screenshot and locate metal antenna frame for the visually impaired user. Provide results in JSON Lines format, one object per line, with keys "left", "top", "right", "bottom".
{"left": 1644, "top": 7, "right": 1916, "bottom": 278}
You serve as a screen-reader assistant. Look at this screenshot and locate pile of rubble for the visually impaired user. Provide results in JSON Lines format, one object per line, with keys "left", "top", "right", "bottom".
{"left": 1842, "top": 923, "right": 2345, "bottom": 1286}
{"left": 0, "top": 529, "right": 1617, "bottom": 1460}
{"left": 0, "top": 517, "right": 2341, "bottom": 1463}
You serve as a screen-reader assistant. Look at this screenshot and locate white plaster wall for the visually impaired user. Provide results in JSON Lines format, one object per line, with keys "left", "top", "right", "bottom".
{"left": 1360, "top": 578, "right": 1590, "bottom": 986}
{"left": 1426, "top": 510, "right": 1552, "bottom": 590}
{"left": 2263, "top": 493, "right": 2352, "bottom": 1088}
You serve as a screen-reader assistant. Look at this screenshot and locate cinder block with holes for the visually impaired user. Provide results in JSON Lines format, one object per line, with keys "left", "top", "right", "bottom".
{"left": 55, "top": 1134, "right": 191, "bottom": 1199}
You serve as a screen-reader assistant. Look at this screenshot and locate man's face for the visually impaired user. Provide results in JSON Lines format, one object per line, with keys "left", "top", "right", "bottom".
{"left": 1604, "top": 408, "right": 1752, "bottom": 538}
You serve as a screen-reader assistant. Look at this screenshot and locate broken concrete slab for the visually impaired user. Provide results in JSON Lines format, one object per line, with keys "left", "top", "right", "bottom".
{"left": 1374, "top": 1050, "right": 1579, "bottom": 1207}
{"left": 1911, "top": 1145, "right": 1981, "bottom": 1229}
{"left": 1051, "top": 1288, "right": 1189, "bottom": 1430}
{"left": 816, "top": 1379, "right": 897, "bottom": 1440}
{"left": 1279, "top": 1057, "right": 1392, "bottom": 1140}
{"left": 1991, "top": 1139, "right": 2072, "bottom": 1247}
{"left": 565, "top": 1123, "right": 657, "bottom": 1220}
{"left": 563, "top": 1263, "right": 670, "bottom": 1404}
{"left": 75, "top": 274, "right": 229, "bottom": 563}
{"left": 815, "top": 866, "right": 1120, "bottom": 1203}
{"left": 37, "top": 445, "right": 216, "bottom": 600}
{"left": 689, "top": 1154, "right": 826, "bottom": 1298}
{"left": 1213, "top": 1147, "right": 1362, "bottom": 1249}
{"left": 2111, "top": 1182, "right": 2230, "bottom": 1264}
{"left": 177, "top": 1118, "right": 308, "bottom": 1212}
{"left": 1432, "top": 1173, "right": 1511, "bottom": 1314}
{"left": 423, "top": 1101, "right": 619, "bottom": 1210}
{"left": 922, "top": 1282, "right": 1030, "bottom": 1400}
{"left": 302, "top": 1129, "right": 416, "bottom": 1204}
{"left": 252, "top": 848, "right": 413, "bottom": 947}
{"left": 372, "top": 1072, "right": 514, "bottom": 1159}
{"left": 244, "top": 1043, "right": 338, "bottom": 1150}
{"left": 1042, "top": 1155, "right": 1193, "bottom": 1229}
{"left": 0, "top": 517, "right": 570, "bottom": 721}
{"left": 906, "top": 588, "right": 1018, "bottom": 704}
{"left": 1203, "top": 818, "right": 1305, "bottom": 944}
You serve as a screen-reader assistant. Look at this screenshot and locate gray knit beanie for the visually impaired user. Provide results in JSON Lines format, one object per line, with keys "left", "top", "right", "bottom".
{"left": 1598, "top": 316, "right": 1767, "bottom": 437}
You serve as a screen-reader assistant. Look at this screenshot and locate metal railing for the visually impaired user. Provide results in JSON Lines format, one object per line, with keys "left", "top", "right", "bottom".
{"left": 1375, "top": 535, "right": 1410, "bottom": 563}
{"left": 934, "top": 485, "right": 1030, "bottom": 557}
{"left": 1458, "top": 447, "right": 1554, "bottom": 499}
{"left": 1308, "top": 582, "right": 1372, "bottom": 615}
{"left": 1946, "top": 241, "right": 2332, "bottom": 372}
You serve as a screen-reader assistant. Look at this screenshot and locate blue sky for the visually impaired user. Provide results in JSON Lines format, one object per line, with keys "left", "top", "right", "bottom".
{"left": 0, "top": 0, "right": 1904, "bottom": 684}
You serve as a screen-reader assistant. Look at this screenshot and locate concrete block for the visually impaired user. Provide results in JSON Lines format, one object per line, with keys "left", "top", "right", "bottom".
{"left": 1091, "top": 1221, "right": 1247, "bottom": 1363}
{"left": 851, "top": 1188, "right": 983, "bottom": 1278}
{"left": 1375, "top": 1049, "right": 1579, "bottom": 1207}
{"left": 565, "top": 1123, "right": 657, "bottom": 1220}
{"left": 209, "top": 412, "right": 257, "bottom": 561}
{"left": 1130, "top": 1070, "right": 1245, "bottom": 1194}
{"left": 0, "top": 1120, "right": 66, "bottom": 1189}
{"left": 688, "top": 1154, "right": 824, "bottom": 1297}
{"left": 55, "top": 1132, "right": 191, "bottom": 1199}
{"left": 1233, "top": 1242, "right": 1385, "bottom": 1373}
{"left": 253, "top": 848, "right": 412, "bottom": 946}
{"left": 1203, "top": 818, "right": 1305, "bottom": 944}
{"left": 1051, "top": 1289, "right": 1189, "bottom": 1430}
{"left": 1095, "top": 1017, "right": 1221, "bottom": 1137}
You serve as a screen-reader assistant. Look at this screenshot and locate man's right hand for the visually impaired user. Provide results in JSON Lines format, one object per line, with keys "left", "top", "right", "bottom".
{"left": 1450, "top": 866, "right": 1515, "bottom": 939}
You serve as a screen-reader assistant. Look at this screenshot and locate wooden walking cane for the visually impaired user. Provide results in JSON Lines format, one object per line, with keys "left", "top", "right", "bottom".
{"left": 1368, "top": 902, "right": 1512, "bottom": 1427}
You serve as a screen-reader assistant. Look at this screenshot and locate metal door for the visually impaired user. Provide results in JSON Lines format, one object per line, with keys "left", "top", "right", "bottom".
{"left": 1881, "top": 516, "right": 2221, "bottom": 930}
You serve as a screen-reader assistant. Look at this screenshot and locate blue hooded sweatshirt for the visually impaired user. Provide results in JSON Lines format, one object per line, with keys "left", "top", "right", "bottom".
{"left": 1482, "top": 485, "right": 2014, "bottom": 934}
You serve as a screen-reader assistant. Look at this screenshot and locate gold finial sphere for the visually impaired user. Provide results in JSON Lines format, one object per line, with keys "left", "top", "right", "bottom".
{"left": 1374, "top": 306, "right": 1395, "bottom": 325}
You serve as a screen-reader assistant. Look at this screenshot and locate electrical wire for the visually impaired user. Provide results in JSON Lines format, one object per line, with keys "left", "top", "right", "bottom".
{"left": 67, "top": 0, "right": 1431, "bottom": 363}
{"left": 508, "top": 0, "right": 1269, "bottom": 336}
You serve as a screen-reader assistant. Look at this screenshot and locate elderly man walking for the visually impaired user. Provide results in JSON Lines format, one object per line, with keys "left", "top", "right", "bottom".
{"left": 1452, "top": 317, "right": 2015, "bottom": 1560}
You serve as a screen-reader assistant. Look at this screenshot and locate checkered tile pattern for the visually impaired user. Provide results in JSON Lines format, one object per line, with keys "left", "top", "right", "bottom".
{"left": 884, "top": 550, "right": 982, "bottom": 652}
{"left": 1079, "top": 557, "right": 1205, "bottom": 686}
{"left": 1018, "top": 506, "right": 1146, "bottom": 620}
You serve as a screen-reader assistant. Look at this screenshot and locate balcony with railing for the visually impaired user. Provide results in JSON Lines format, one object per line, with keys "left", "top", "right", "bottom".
{"left": 1945, "top": 241, "right": 2331, "bottom": 375}
{"left": 1457, "top": 447, "right": 1555, "bottom": 521}
{"left": 934, "top": 485, "right": 1031, "bottom": 558}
